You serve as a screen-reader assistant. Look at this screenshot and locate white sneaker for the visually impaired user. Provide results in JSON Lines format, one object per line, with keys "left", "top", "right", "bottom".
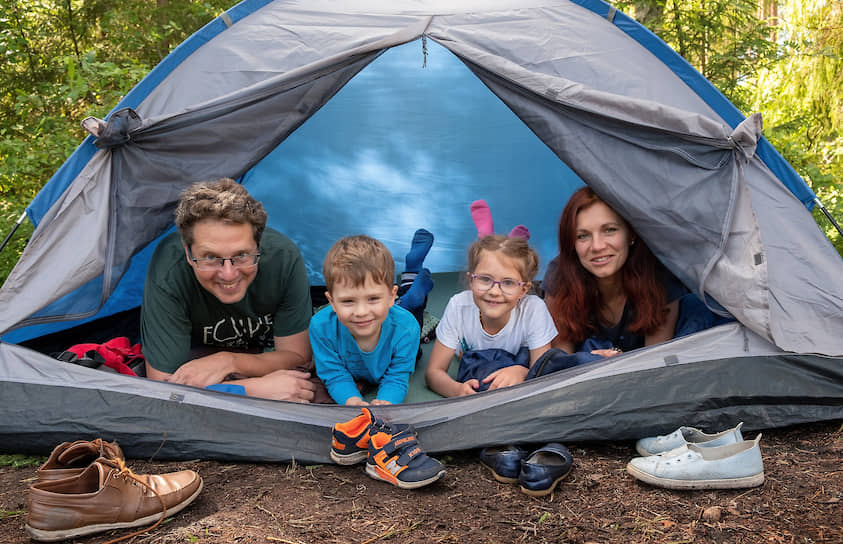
{"left": 635, "top": 422, "right": 744, "bottom": 456}
{"left": 626, "top": 434, "right": 764, "bottom": 490}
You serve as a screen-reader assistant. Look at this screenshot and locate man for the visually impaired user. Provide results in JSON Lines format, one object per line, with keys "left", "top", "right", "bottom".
{"left": 141, "top": 178, "right": 316, "bottom": 402}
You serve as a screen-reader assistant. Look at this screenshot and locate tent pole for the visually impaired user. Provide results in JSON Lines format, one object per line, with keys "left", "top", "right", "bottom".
{"left": 0, "top": 211, "right": 27, "bottom": 256}
{"left": 814, "top": 197, "right": 843, "bottom": 238}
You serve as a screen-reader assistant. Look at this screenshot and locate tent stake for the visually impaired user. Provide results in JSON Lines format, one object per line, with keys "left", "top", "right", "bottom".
{"left": 0, "top": 211, "right": 27, "bottom": 256}
{"left": 814, "top": 197, "right": 843, "bottom": 238}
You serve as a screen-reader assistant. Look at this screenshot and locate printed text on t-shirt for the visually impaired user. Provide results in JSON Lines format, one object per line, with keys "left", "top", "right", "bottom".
{"left": 203, "top": 314, "right": 274, "bottom": 348}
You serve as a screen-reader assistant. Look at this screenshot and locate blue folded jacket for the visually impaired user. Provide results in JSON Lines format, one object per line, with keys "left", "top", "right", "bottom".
{"left": 457, "top": 346, "right": 530, "bottom": 392}
{"left": 525, "top": 338, "right": 608, "bottom": 379}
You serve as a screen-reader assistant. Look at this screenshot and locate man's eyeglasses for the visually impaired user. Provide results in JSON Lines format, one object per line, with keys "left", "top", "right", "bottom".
{"left": 188, "top": 247, "right": 261, "bottom": 271}
{"left": 470, "top": 274, "right": 525, "bottom": 295}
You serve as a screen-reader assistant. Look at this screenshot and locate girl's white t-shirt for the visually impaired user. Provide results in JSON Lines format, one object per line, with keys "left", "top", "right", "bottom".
{"left": 435, "top": 290, "right": 558, "bottom": 355}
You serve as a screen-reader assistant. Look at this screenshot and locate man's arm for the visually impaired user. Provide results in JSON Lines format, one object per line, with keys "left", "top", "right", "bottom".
{"left": 165, "top": 329, "right": 311, "bottom": 388}
{"left": 147, "top": 332, "right": 317, "bottom": 402}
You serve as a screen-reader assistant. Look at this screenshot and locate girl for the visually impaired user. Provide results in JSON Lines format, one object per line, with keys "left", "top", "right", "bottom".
{"left": 544, "top": 187, "right": 682, "bottom": 356}
{"left": 425, "top": 235, "right": 557, "bottom": 397}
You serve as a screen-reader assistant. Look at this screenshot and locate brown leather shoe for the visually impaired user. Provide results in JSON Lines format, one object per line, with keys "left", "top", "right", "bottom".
{"left": 26, "top": 458, "right": 203, "bottom": 542}
{"left": 36, "top": 439, "right": 124, "bottom": 482}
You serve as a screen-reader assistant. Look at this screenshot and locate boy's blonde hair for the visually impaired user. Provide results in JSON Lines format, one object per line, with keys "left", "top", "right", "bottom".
{"left": 175, "top": 178, "right": 267, "bottom": 247}
{"left": 323, "top": 235, "right": 394, "bottom": 292}
{"left": 467, "top": 234, "right": 539, "bottom": 282}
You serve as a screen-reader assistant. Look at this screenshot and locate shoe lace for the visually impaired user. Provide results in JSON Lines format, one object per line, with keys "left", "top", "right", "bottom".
{"left": 100, "top": 458, "right": 168, "bottom": 544}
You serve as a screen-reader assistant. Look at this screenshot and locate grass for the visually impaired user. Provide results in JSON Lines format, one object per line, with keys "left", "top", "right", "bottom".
{"left": 0, "top": 509, "right": 25, "bottom": 520}
{"left": 0, "top": 454, "right": 44, "bottom": 468}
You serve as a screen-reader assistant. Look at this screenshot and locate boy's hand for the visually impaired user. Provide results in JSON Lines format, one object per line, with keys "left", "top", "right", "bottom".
{"left": 456, "top": 379, "right": 480, "bottom": 396}
{"left": 483, "top": 365, "right": 528, "bottom": 390}
{"left": 345, "top": 396, "right": 368, "bottom": 406}
{"left": 370, "top": 399, "right": 392, "bottom": 406}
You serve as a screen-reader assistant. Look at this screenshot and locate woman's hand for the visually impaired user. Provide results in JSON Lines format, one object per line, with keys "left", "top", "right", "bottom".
{"left": 591, "top": 348, "right": 622, "bottom": 358}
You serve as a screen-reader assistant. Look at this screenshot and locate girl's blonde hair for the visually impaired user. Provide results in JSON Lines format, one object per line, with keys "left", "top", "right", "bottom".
{"left": 467, "top": 234, "right": 539, "bottom": 281}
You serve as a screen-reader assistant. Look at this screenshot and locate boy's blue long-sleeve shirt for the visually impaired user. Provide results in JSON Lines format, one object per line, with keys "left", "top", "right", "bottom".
{"left": 310, "top": 305, "right": 419, "bottom": 404}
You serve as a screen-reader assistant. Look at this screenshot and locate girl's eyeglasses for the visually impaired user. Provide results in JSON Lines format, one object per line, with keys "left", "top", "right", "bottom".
{"left": 470, "top": 274, "right": 525, "bottom": 295}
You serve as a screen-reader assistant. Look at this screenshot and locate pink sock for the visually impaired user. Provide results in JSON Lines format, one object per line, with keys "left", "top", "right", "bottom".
{"left": 470, "top": 200, "right": 494, "bottom": 238}
{"left": 509, "top": 224, "right": 530, "bottom": 241}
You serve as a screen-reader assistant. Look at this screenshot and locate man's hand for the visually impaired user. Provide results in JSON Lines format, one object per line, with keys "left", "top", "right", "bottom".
{"left": 370, "top": 399, "right": 392, "bottom": 406}
{"left": 237, "top": 369, "right": 317, "bottom": 403}
{"left": 483, "top": 365, "right": 528, "bottom": 390}
{"left": 168, "top": 351, "right": 237, "bottom": 388}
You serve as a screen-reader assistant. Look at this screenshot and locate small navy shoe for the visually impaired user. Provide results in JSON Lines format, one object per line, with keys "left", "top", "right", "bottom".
{"left": 519, "top": 443, "right": 574, "bottom": 496}
{"left": 479, "top": 445, "right": 528, "bottom": 483}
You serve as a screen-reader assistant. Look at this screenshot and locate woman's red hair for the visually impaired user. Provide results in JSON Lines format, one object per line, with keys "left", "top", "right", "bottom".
{"left": 546, "top": 187, "right": 667, "bottom": 344}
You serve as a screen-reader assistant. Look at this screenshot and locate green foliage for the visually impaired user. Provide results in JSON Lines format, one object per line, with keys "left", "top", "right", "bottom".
{"left": 0, "top": 1, "right": 841, "bottom": 288}
{"left": 0, "top": 0, "right": 231, "bottom": 286}
{"left": 616, "top": 0, "right": 779, "bottom": 112}
{"left": 615, "top": 0, "right": 843, "bottom": 256}
{"left": 750, "top": 1, "right": 843, "bottom": 254}
{"left": 0, "top": 509, "right": 26, "bottom": 520}
{"left": 0, "top": 453, "right": 44, "bottom": 467}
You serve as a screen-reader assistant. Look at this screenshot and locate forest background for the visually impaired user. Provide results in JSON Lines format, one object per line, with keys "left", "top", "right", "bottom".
{"left": 0, "top": 0, "right": 841, "bottom": 287}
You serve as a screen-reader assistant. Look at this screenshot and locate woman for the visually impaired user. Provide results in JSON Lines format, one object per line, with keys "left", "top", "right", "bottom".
{"left": 544, "top": 187, "right": 682, "bottom": 356}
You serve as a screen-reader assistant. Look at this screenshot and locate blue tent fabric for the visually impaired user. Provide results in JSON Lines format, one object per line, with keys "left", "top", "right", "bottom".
{"left": 4, "top": 2, "right": 841, "bottom": 355}
{"left": 26, "top": 0, "right": 816, "bottom": 229}
{"left": 1, "top": 1, "right": 841, "bottom": 462}
{"left": 6, "top": 39, "right": 582, "bottom": 342}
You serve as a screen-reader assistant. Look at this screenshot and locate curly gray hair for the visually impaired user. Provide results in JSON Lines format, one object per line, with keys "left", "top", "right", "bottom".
{"left": 175, "top": 178, "right": 267, "bottom": 247}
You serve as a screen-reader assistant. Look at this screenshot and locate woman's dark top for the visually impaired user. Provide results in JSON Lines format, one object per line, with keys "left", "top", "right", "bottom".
{"left": 542, "top": 256, "right": 687, "bottom": 352}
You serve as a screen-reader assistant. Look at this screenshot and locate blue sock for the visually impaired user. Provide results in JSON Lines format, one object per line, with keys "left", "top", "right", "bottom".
{"left": 404, "top": 229, "right": 434, "bottom": 274}
{"left": 398, "top": 268, "right": 433, "bottom": 311}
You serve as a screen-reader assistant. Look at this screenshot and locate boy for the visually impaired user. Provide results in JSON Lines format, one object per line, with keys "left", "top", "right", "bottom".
{"left": 311, "top": 235, "right": 421, "bottom": 405}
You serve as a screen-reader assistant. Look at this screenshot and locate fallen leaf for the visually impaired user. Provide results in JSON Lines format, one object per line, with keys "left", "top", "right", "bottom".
{"left": 702, "top": 506, "right": 722, "bottom": 522}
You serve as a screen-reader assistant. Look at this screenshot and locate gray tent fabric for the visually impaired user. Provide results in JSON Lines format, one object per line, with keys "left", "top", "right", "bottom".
{"left": 2, "top": 323, "right": 840, "bottom": 462}
{"left": 0, "top": 0, "right": 841, "bottom": 460}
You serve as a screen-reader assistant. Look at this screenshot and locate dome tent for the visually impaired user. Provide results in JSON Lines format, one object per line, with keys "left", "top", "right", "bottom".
{"left": 0, "top": 0, "right": 841, "bottom": 462}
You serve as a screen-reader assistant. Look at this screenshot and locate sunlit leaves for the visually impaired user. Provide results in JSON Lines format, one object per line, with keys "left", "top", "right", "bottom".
{"left": 614, "top": 0, "right": 842, "bottom": 255}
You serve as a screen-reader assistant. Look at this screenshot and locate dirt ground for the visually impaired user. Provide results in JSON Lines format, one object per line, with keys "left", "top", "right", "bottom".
{"left": 1, "top": 419, "right": 840, "bottom": 544}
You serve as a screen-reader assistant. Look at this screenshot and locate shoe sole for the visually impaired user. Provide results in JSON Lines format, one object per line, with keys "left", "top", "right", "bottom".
{"left": 365, "top": 463, "right": 446, "bottom": 489}
{"left": 519, "top": 466, "right": 572, "bottom": 497}
{"left": 25, "top": 477, "right": 204, "bottom": 542}
{"left": 480, "top": 463, "right": 519, "bottom": 484}
{"left": 626, "top": 464, "right": 765, "bottom": 490}
{"left": 330, "top": 449, "right": 368, "bottom": 465}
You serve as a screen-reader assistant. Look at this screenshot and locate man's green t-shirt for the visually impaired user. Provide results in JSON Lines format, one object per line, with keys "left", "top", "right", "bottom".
{"left": 140, "top": 228, "right": 312, "bottom": 374}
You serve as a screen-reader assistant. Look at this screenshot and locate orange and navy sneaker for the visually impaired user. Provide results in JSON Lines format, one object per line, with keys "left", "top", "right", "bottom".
{"left": 365, "top": 423, "right": 446, "bottom": 489}
{"left": 330, "top": 408, "right": 415, "bottom": 465}
{"left": 330, "top": 407, "right": 379, "bottom": 465}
